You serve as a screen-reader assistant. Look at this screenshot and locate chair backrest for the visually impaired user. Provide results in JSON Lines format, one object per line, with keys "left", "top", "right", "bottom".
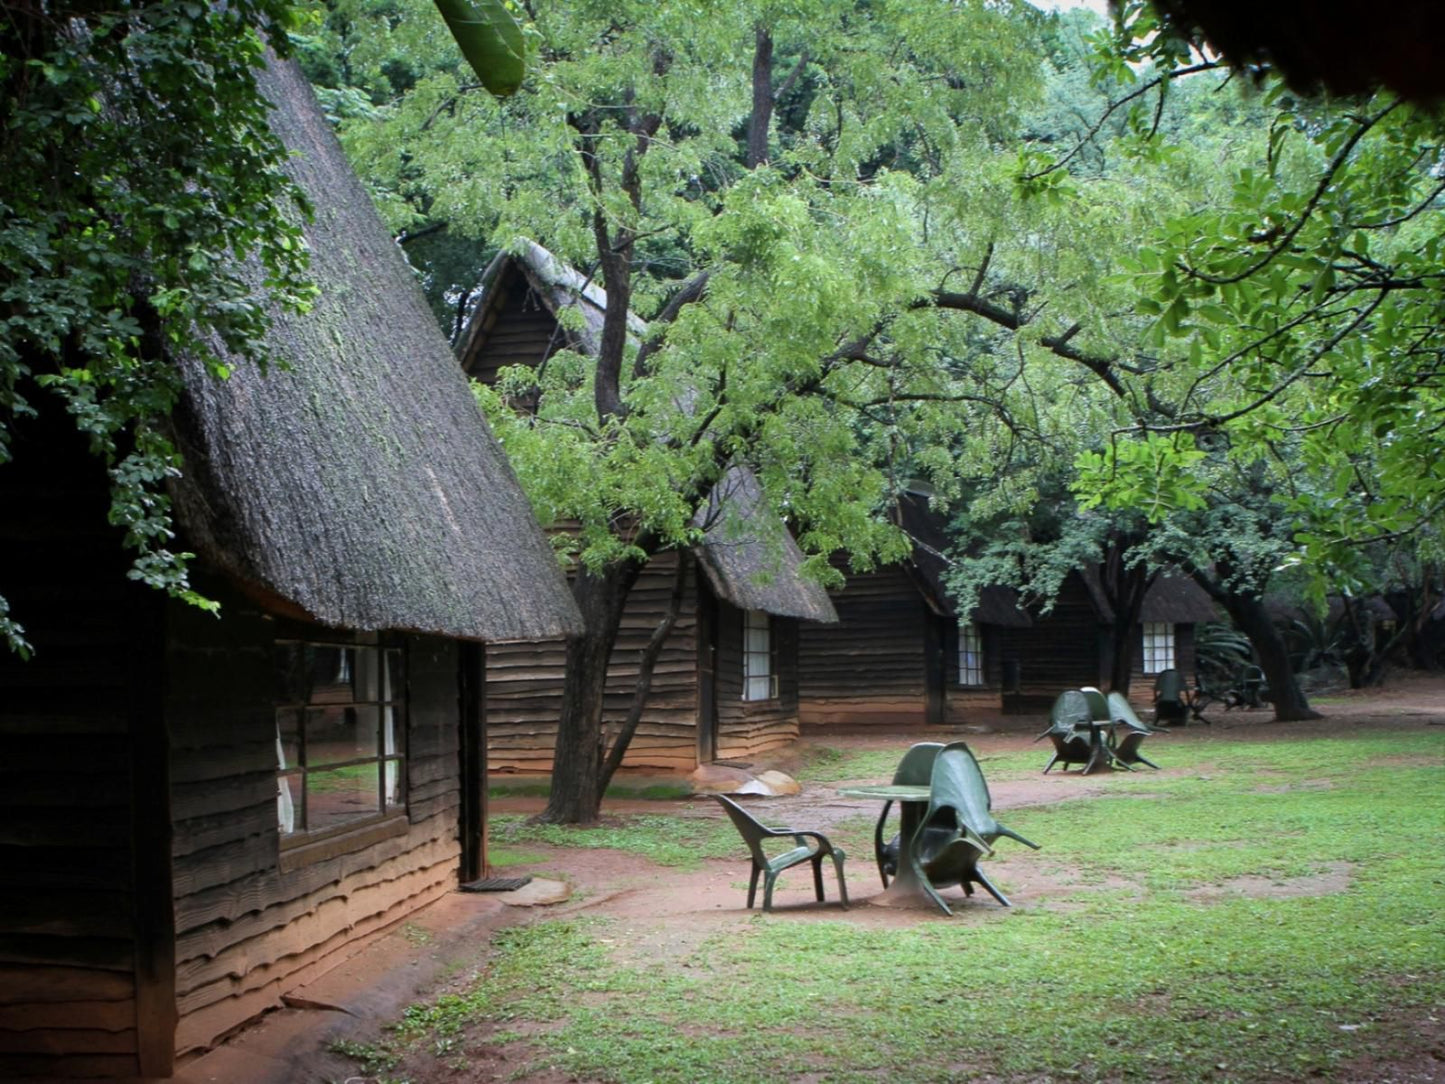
{"left": 1050, "top": 690, "right": 1093, "bottom": 731}
{"left": 892, "top": 742, "right": 944, "bottom": 786}
{"left": 927, "top": 741, "right": 997, "bottom": 837}
{"left": 1079, "top": 687, "right": 1110, "bottom": 721}
{"left": 712, "top": 794, "right": 770, "bottom": 865}
{"left": 1155, "top": 668, "right": 1185, "bottom": 704}
{"left": 1106, "top": 690, "right": 1149, "bottom": 732}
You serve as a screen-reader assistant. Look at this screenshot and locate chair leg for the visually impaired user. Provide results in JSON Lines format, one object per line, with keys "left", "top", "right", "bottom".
{"left": 812, "top": 856, "right": 825, "bottom": 902}
{"left": 1043, "top": 754, "right": 1059, "bottom": 774}
{"left": 762, "top": 869, "right": 780, "bottom": 912}
{"left": 746, "top": 865, "right": 761, "bottom": 910}
{"left": 1133, "top": 751, "right": 1161, "bottom": 770}
{"left": 972, "top": 868, "right": 1012, "bottom": 907}
{"left": 831, "top": 851, "right": 849, "bottom": 909}
{"left": 997, "top": 826, "right": 1041, "bottom": 851}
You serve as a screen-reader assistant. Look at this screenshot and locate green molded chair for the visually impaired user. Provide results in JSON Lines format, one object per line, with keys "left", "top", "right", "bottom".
{"left": 1153, "top": 668, "right": 1189, "bottom": 725}
{"left": 1038, "top": 690, "right": 1111, "bottom": 773}
{"left": 907, "top": 742, "right": 1040, "bottom": 914}
{"left": 1079, "top": 686, "right": 1110, "bottom": 722}
{"left": 874, "top": 741, "right": 944, "bottom": 887}
{"left": 1106, "top": 691, "right": 1161, "bottom": 770}
{"left": 712, "top": 794, "right": 849, "bottom": 912}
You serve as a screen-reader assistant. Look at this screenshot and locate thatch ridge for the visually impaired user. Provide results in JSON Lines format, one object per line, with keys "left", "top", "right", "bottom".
{"left": 169, "top": 59, "right": 581, "bottom": 642}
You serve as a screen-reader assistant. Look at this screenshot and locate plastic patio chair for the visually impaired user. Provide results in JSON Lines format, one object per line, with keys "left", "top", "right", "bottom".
{"left": 906, "top": 741, "right": 1040, "bottom": 913}
{"left": 1153, "top": 668, "right": 1189, "bottom": 725}
{"left": 1079, "top": 686, "right": 1111, "bottom": 722}
{"left": 1037, "top": 690, "right": 1112, "bottom": 774}
{"left": 1106, "top": 691, "right": 1161, "bottom": 770}
{"left": 712, "top": 794, "right": 849, "bottom": 912}
{"left": 874, "top": 741, "right": 944, "bottom": 888}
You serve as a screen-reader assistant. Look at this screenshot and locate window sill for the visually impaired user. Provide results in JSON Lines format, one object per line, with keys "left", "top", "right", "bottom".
{"left": 279, "top": 812, "right": 409, "bottom": 872}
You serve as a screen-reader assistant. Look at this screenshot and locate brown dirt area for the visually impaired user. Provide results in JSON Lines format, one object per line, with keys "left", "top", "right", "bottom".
{"left": 174, "top": 673, "right": 1445, "bottom": 1084}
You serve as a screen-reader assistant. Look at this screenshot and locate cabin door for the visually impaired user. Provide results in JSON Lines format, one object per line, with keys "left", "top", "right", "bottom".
{"left": 696, "top": 586, "right": 719, "bottom": 764}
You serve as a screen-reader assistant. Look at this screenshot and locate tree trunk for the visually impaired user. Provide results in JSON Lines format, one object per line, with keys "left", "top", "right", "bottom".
{"left": 1101, "top": 546, "right": 1151, "bottom": 695}
{"left": 747, "top": 23, "right": 774, "bottom": 169}
{"left": 540, "top": 559, "right": 645, "bottom": 824}
{"left": 1191, "top": 569, "right": 1321, "bottom": 721}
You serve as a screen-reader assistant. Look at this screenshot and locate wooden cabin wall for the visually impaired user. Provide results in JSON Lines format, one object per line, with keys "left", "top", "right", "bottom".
{"left": 997, "top": 572, "right": 1106, "bottom": 713}
{"left": 166, "top": 590, "right": 464, "bottom": 1058}
{"left": 486, "top": 552, "right": 702, "bottom": 773}
{"left": 713, "top": 604, "right": 801, "bottom": 761}
{"left": 0, "top": 412, "right": 171, "bottom": 1078}
{"left": 797, "top": 567, "right": 932, "bottom": 727}
{"left": 940, "top": 621, "right": 1007, "bottom": 718}
{"left": 466, "top": 274, "right": 566, "bottom": 385}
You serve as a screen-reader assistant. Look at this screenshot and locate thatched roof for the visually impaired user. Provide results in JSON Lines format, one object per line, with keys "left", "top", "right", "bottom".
{"left": 168, "top": 59, "right": 581, "bottom": 643}
{"left": 1079, "top": 566, "right": 1219, "bottom": 624}
{"left": 456, "top": 241, "right": 834, "bottom": 623}
{"left": 457, "top": 240, "right": 648, "bottom": 364}
{"left": 1139, "top": 0, "right": 1445, "bottom": 104}
{"left": 693, "top": 468, "right": 837, "bottom": 623}
{"left": 893, "top": 493, "right": 1031, "bottom": 628}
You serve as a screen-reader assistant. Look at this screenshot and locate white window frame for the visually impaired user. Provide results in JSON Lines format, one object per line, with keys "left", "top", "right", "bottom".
{"left": 958, "top": 622, "right": 984, "bottom": 687}
{"left": 1141, "top": 622, "right": 1176, "bottom": 674}
{"left": 741, "top": 610, "right": 776, "bottom": 701}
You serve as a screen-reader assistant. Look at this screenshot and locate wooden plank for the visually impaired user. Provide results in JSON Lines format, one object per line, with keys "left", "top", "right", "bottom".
{"left": 0, "top": 1053, "right": 140, "bottom": 1077}
{"left": 0, "top": 966, "right": 133, "bottom": 1004}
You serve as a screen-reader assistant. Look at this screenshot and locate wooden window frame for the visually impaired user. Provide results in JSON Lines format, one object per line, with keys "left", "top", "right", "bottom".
{"left": 741, "top": 609, "right": 777, "bottom": 702}
{"left": 958, "top": 621, "right": 985, "bottom": 687}
{"left": 275, "top": 630, "right": 408, "bottom": 851}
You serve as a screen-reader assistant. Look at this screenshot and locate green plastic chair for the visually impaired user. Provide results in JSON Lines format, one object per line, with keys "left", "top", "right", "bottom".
{"left": 906, "top": 742, "right": 1040, "bottom": 914}
{"left": 1153, "top": 668, "right": 1189, "bottom": 725}
{"left": 874, "top": 741, "right": 944, "bottom": 888}
{"left": 1079, "top": 686, "right": 1110, "bottom": 721}
{"left": 712, "top": 794, "right": 849, "bottom": 912}
{"left": 1037, "top": 690, "right": 1110, "bottom": 773}
{"left": 1106, "top": 690, "right": 1161, "bottom": 770}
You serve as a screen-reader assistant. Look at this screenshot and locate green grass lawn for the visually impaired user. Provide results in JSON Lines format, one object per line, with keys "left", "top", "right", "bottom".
{"left": 347, "top": 726, "right": 1443, "bottom": 1083}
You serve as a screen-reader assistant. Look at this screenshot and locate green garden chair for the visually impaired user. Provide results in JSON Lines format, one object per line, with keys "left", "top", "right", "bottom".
{"left": 712, "top": 795, "right": 849, "bottom": 912}
{"left": 1038, "top": 690, "right": 1111, "bottom": 773}
{"left": 1153, "top": 668, "right": 1190, "bottom": 725}
{"left": 1106, "top": 690, "right": 1161, "bottom": 770}
{"left": 907, "top": 741, "right": 1040, "bottom": 913}
{"left": 874, "top": 741, "right": 944, "bottom": 888}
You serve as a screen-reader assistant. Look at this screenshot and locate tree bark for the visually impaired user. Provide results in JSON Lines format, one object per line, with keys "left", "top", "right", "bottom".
{"left": 1190, "top": 567, "right": 1321, "bottom": 721}
{"left": 1101, "top": 547, "right": 1151, "bottom": 694}
{"left": 540, "top": 558, "right": 645, "bottom": 824}
{"left": 747, "top": 23, "right": 774, "bottom": 169}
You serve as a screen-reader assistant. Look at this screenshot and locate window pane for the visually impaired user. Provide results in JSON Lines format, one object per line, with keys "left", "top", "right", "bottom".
{"left": 745, "top": 675, "right": 772, "bottom": 701}
{"left": 305, "top": 705, "right": 380, "bottom": 768}
{"left": 383, "top": 650, "right": 403, "bottom": 704}
{"left": 353, "top": 645, "right": 381, "bottom": 703}
{"left": 275, "top": 642, "right": 308, "bottom": 704}
{"left": 305, "top": 763, "right": 382, "bottom": 833}
{"left": 383, "top": 757, "right": 404, "bottom": 809}
{"left": 277, "top": 709, "right": 302, "bottom": 769}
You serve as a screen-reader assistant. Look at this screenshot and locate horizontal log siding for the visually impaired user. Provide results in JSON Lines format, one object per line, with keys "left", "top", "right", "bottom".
{"left": 0, "top": 416, "right": 152, "bottom": 1077}
{"left": 797, "top": 567, "right": 932, "bottom": 727}
{"left": 167, "top": 603, "right": 464, "bottom": 1058}
{"left": 998, "top": 572, "right": 1106, "bottom": 707}
{"left": 486, "top": 553, "right": 702, "bottom": 773}
{"left": 466, "top": 274, "right": 567, "bottom": 385}
{"left": 714, "top": 603, "right": 801, "bottom": 761}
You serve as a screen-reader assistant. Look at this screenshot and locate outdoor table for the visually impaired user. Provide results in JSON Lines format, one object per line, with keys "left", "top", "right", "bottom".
{"left": 837, "top": 783, "right": 934, "bottom": 901}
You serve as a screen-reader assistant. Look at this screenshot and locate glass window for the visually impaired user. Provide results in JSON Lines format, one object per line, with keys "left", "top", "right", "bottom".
{"left": 1141, "top": 622, "right": 1175, "bottom": 674}
{"left": 742, "top": 610, "right": 774, "bottom": 701}
{"left": 275, "top": 633, "right": 404, "bottom": 838}
{"left": 958, "top": 623, "right": 984, "bottom": 687}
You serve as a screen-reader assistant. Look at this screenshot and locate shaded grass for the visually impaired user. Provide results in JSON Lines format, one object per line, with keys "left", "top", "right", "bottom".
{"left": 355, "top": 726, "right": 1444, "bottom": 1083}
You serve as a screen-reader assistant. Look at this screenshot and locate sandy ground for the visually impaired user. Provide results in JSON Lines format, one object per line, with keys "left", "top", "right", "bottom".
{"left": 173, "top": 674, "right": 1445, "bottom": 1084}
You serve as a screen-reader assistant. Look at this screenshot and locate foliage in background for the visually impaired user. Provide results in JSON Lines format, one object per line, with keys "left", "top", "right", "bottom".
{"left": 0, "top": 0, "right": 316, "bottom": 654}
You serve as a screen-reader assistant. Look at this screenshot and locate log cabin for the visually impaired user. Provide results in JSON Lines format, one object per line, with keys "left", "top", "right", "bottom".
{"left": 798, "top": 493, "right": 1031, "bottom": 727}
{"left": 0, "top": 59, "right": 580, "bottom": 1078}
{"left": 456, "top": 243, "right": 837, "bottom": 773}
{"left": 996, "top": 566, "right": 1220, "bottom": 713}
